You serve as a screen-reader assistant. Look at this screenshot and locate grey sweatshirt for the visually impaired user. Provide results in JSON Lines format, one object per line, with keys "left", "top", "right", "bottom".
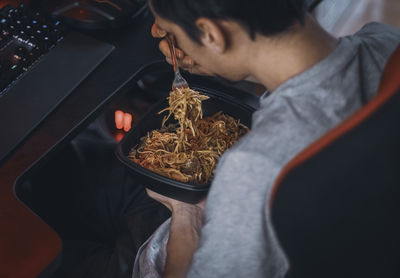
{"left": 133, "top": 22, "right": 400, "bottom": 278}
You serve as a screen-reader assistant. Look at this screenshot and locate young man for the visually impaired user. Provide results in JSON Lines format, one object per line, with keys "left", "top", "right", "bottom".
{"left": 134, "top": 0, "right": 400, "bottom": 277}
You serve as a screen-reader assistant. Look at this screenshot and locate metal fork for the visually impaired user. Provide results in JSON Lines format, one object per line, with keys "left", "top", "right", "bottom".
{"left": 166, "top": 36, "right": 189, "bottom": 90}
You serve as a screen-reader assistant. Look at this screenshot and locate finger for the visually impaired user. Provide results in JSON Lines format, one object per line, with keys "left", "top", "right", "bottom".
{"left": 160, "top": 38, "right": 187, "bottom": 59}
{"left": 166, "top": 57, "right": 194, "bottom": 70}
{"left": 145, "top": 188, "right": 157, "bottom": 199}
{"left": 146, "top": 188, "right": 165, "bottom": 203}
{"left": 145, "top": 188, "right": 174, "bottom": 211}
{"left": 181, "top": 55, "right": 195, "bottom": 68}
{"left": 159, "top": 39, "right": 172, "bottom": 59}
{"left": 175, "top": 48, "right": 185, "bottom": 59}
{"left": 151, "top": 23, "right": 167, "bottom": 38}
{"left": 165, "top": 56, "right": 173, "bottom": 65}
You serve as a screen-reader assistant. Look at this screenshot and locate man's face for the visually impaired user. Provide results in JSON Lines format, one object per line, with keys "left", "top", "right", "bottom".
{"left": 153, "top": 14, "right": 248, "bottom": 82}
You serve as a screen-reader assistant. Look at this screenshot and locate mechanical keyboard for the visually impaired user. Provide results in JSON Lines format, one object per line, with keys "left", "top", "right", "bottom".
{"left": 0, "top": 4, "right": 65, "bottom": 95}
{"left": 0, "top": 4, "right": 115, "bottom": 164}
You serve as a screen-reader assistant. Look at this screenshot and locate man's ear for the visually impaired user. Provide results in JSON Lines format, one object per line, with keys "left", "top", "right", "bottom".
{"left": 196, "top": 18, "right": 227, "bottom": 53}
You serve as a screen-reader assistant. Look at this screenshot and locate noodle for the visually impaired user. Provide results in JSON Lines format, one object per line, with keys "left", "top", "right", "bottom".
{"left": 128, "top": 87, "right": 249, "bottom": 184}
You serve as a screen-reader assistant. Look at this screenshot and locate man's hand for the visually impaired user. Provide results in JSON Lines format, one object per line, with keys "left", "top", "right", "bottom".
{"left": 151, "top": 23, "right": 213, "bottom": 76}
{"left": 146, "top": 188, "right": 206, "bottom": 278}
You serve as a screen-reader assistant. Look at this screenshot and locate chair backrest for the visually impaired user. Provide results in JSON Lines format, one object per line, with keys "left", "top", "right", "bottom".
{"left": 270, "top": 45, "right": 400, "bottom": 278}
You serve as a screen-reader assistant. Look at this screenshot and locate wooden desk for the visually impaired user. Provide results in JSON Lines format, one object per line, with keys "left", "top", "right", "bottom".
{"left": 0, "top": 12, "right": 162, "bottom": 278}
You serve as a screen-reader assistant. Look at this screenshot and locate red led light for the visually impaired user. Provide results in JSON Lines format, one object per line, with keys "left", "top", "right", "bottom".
{"left": 115, "top": 110, "right": 124, "bottom": 130}
{"left": 123, "top": 113, "right": 132, "bottom": 132}
{"left": 115, "top": 109, "right": 133, "bottom": 133}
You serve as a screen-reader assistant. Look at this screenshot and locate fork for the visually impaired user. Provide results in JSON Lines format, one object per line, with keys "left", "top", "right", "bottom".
{"left": 166, "top": 36, "right": 189, "bottom": 90}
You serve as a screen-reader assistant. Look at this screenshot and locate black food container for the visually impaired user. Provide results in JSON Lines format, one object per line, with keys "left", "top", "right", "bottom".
{"left": 116, "top": 62, "right": 256, "bottom": 203}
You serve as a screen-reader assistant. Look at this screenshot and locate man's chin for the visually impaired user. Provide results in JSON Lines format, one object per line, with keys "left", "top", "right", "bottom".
{"left": 214, "top": 74, "right": 243, "bottom": 85}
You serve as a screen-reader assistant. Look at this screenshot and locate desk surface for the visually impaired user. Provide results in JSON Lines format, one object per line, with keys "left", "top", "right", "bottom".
{"left": 0, "top": 11, "right": 162, "bottom": 278}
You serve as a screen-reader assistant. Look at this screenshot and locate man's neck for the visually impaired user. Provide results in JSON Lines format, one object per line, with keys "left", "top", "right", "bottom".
{"left": 247, "top": 15, "right": 339, "bottom": 92}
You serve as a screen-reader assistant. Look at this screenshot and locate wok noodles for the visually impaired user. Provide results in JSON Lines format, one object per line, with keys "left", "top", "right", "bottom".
{"left": 128, "top": 87, "right": 249, "bottom": 184}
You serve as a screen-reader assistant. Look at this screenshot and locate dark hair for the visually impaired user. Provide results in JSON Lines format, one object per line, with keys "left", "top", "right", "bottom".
{"left": 148, "top": 0, "right": 306, "bottom": 43}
